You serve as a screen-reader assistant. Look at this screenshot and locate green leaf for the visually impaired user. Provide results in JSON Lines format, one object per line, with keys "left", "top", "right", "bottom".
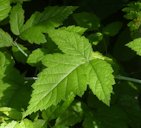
{"left": 25, "top": 30, "right": 115, "bottom": 116}
{"left": 48, "top": 29, "right": 92, "bottom": 58}
{"left": 27, "top": 48, "right": 45, "bottom": 65}
{"left": 0, "top": 0, "right": 11, "bottom": 21}
{"left": 86, "top": 59, "right": 115, "bottom": 105}
{"left": 15, "top": 119, "right": 34, "bottom": 128}
{"left": 73, "top": 12, "right": 100, "bottom": 31}
{"left": 0, "top": 121, "right": 18, "bottom": 128}
{"left": 60, "top": 25, "right": 87, "bottom": 35}
{"left": 0, "top": 107, "right": 22, "bottom": 120}
{"left": 42, "top": 93, "right": 74, "bottom": 121}
{"left": 122, "top": 2, "right": 141, "bottom": 31}
{"left": 126, "top": 38, "right": 141, "bottom": 56}
{"left": 25, "top": 54, "right": 88, "bottom": 116}
{"left": 0, "top": 29, "right": 13, "bottom": 47}
{"left": 0, "top": 119, "right": 45, "bottom": 128}
{"left": 20, "top": 6, "right": 77, "bottom": 44}
{"left": 0, "top": 52, "right": 26, "bottom": 109}
{"left": 10, "top": 4, "right": 24, "bottom": 35}
{"left": 102, "top": 21, "right": 122, "bottom": 36}
{"left": 88, "top": 32, "right": 103, "bottom": 45}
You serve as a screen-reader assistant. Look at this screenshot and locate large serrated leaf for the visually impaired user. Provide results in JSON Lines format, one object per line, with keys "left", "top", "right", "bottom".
{"left": 48, "top": 29, "right": 92, "bottom": 59}
{"left": 25, "top": 30, "right": 115, "bottom": 116}
{"left": 20, "top": 6, "right": 77, "bottom": 44}
{"left": 25, "top": 54, "right": 87, "bottom": 116}
{"left": 0, "top": 0, "right": 11, "bottom": 21}
{"left": 86, "top": 59, "right": 115, "bottom": 105}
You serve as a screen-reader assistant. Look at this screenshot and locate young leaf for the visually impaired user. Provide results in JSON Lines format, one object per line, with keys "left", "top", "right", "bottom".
{"left": 0, "top": 29, "right": 13, "bottom": 47}
{"left": 10, "top": 4, "right": 24, "bottom": 35}
{"left": 20, "top": 6, "right": 77, "bottom": 44}
{"left": 25, "top": 30, "right": 115, "bottom": 116}
{"left": 0, "top": 0, "right": 11, "bottom": 21}
{"left": 126, "top": 38, "right": 141, "bottom": 56}
{"left": 122, "top": 2, "right": 141, "bottom": 31}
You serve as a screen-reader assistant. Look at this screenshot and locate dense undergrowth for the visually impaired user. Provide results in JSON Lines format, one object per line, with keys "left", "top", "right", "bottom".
{"left": 0, "top": 0, "right": 141, "bottom": 127}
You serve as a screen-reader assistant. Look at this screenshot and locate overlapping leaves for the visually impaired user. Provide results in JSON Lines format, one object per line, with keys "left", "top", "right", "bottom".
{"left": 10, "top": 5, "right": 77, "bottom": 44}
{"left": 25, "top": 29, "right": 115, "bottom": 116}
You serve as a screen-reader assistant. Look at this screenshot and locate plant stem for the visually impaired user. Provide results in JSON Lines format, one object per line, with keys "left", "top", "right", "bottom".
{"left": 24, "top": 75, "right": 141, "bottom": 85}
{"left": 24, "top": 77, "right": 37, "bottom": 80}
{"left": 13, "top": 40, "right": 28, "bottom": 57}
{"left": 115, "top": 75, "right": 141, "bottom": 84}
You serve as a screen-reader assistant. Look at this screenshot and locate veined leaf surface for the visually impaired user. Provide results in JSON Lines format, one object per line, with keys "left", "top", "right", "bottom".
{"left": 19, "top": 6, "right": 77, "bottom": 44}
{"left": 0, "top": 0, "right": 11, "bottom": 21}
{"left": 25, "top": 30, "right": 115, "bottom": 116}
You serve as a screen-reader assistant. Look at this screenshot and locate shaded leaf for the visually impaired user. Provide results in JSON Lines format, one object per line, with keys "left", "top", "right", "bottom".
{"left": 102, "top": 21, "right": 122, "bottom": 36}
{"left": 73, "top": 12, "right": 100, "bottom": 31}
{"left": 0, "top": 29, "right": 13, "bottom": 48}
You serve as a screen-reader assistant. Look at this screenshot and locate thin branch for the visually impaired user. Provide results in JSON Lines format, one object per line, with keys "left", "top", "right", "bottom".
{"left": 24, "top": 77, "right": 38, "bottom": 80}
{"left": 12, "top": 39, "right": 28, "bottom": 57}
{"left": 115, "top": 75, "right": 141, "bottom": 84}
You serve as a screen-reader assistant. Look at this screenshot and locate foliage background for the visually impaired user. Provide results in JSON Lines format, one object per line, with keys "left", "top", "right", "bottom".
{"left": 1, "top": 0, "right": 141, "bottom": 128}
